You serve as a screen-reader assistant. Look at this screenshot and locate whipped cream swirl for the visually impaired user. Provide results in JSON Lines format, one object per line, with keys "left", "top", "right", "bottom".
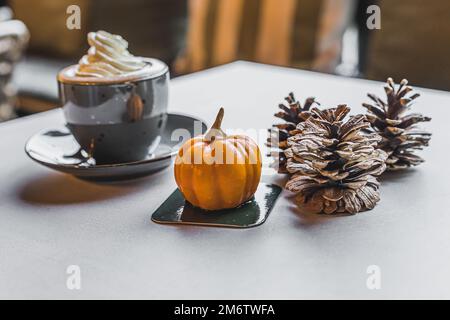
{"left": 76, "top": 30, "right": 148, "bottom": 78}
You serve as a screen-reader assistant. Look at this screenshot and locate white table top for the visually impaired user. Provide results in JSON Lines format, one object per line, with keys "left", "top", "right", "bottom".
{"left": 1, "top": 61, "right": 449, "bottom": 299}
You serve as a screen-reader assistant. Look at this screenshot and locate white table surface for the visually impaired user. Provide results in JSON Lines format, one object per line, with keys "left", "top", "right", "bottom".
{"left": 1, "top": 61, "right": 449, "bottom": 299}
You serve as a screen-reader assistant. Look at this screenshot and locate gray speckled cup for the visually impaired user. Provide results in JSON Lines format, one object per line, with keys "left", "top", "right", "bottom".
{"left": 57, "top": 58, "right": 169, "bottom": 164}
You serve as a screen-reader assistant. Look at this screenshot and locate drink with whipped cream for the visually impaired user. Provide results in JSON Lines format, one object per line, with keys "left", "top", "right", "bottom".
{"left": 57, "top": 31, "right": 169, "bottom": 164}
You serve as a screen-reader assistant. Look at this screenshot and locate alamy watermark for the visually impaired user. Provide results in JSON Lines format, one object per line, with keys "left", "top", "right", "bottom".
{"left": 366, "top": 265, "right": 381, "bottom": 290}
{"left": 66, "top": 265, "right": 81, "bottom": 290}
{"left": 66, "top": 5, "right": 81, "bottom": 30}
{"left": 366, "top": 5, "right": 381, "bottom": 30}
{"left": 171, "top": 123, "right": 271, "bottom": 166}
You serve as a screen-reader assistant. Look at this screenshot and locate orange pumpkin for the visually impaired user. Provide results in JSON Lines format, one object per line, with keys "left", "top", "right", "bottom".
{"left": 174, "top": 108, "right": 262, "bottom": 210}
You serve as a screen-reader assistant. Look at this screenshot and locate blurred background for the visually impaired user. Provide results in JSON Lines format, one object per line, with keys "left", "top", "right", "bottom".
{"left": 1, "top": 0, "right": 449, "bottom": 122}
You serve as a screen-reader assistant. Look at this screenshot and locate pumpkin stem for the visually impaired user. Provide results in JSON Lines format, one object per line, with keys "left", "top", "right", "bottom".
{"left": 211, "top": 107, "right": 224, "bottom": 130}
{"left": 205, "top": 107, "right": 226, "bottom": 141}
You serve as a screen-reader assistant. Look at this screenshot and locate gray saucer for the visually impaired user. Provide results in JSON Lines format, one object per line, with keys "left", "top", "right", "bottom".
{"left": 25, "top": 113, "right": 207, "bottom": 180}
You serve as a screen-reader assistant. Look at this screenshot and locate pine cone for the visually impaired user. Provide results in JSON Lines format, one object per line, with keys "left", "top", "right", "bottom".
{"left": 285, "top": 105, "right": 388, "bottom": 215}
{"left": 267, "top": 92, "right": 318, "bottom": 173}
{"left": 362, "top": 78, "right": 431, "bottom": 170}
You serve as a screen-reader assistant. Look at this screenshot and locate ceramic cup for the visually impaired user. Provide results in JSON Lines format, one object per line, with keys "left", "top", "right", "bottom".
{"left": 57, "top": 58, "right": 169, "bottom": 164}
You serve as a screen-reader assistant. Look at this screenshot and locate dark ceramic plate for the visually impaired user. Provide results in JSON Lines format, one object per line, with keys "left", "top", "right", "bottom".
{"left": 25, "top": 113, "right": 207, "bottom": 180}
{"left": 152, "top": 184, "right": 282, "bottom": 229}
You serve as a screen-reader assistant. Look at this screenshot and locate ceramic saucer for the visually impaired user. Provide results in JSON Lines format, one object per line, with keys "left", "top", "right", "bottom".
{"left": 25, "top": 113, "right": 207, "bottom": 180}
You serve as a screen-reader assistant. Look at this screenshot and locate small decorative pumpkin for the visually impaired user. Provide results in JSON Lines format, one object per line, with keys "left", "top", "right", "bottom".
{"left": 174, "top": 108, "right": 262, "bottom": 211}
